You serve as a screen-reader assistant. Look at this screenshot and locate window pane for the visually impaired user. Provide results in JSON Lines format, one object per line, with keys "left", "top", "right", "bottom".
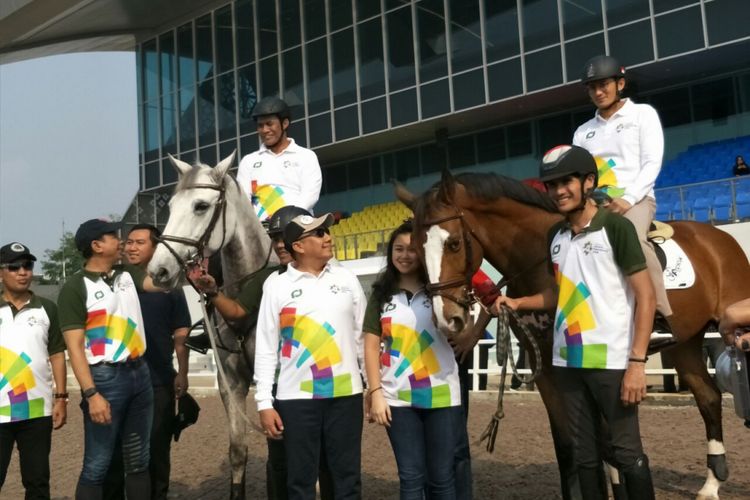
{"left": 487, "top": 58, "right": 522, "bottom": 101}
{"left": 280, "top": 0, "right": 301, "bottom": 49}
{"left": 525, "top": 48, "right": 562, "bottom": 92}
{"left": 741, "top": 73, "right": 750, "bottom": 113}
{"left": 219, "top": 140, "right": 237, "bottom": 162}
{"left": 307, "top": 39, "right": 331, "bottom": 114}
{"left": 390, "top": 89, "right": 418, "bottom": 127}
{"left": 335, "top": 105, "right": 359, "bottom": 140}
{"left": 507, "top": 122, "right": 532, "bottom": 157}
{"left": 396, "top": 147, "right": 420, "bottom": 180}
{"left": 448, "top": 135, "right": 475, "bottom": 169}
{"left": 177, "top": 23, "right": 194, "bottom": 89}
{"left": 563, "top": 0, "right": 602, "bottom": 40}
{"left": 144, "top": 100, "right": 160, "bottom": 161}
{"left": 163, "top": 157, "right": 178, "bottom": 185}
{"left": 692, "top": 79, "right": 736, "bottom": 121}
{"left": 448, "top": 0, "right": 483, "bottom": 73}
{"left": 326, "top": 164, "right": 348, "bottom": 193}
{"left": 522, "top": 0, "right": 560, "bottom": 51}
{"left": 261, "top": 56, "right": 280, "bottom": 97}
{"left": 605, "top": 0, "right": 650, "bottom": 27}
{"left": 145, "top": 161, "right": 160, "bottom": 189}
{"left": 309, "top": 113, "right": 333, "bottom": 147}
{"left": 160, "top": 32, "right": 175, "bottom": 96}
{"left": 215, "top": 5, "right": 234, "bottom": 74}
{"left": 706, "top": 0, "right": 750, "bottom": 46}
{"left": 370, "top": 157, "right": 383, "bottom": 185}
{"left": 349, "top": 159, "right": 371, "bottom": 189}
{"left": 199, "top": 145, "right": 217, "bottom": 165}
{"left": 288, "top": 120, "right": 307, "bottom": 147}
{"left": 654, "top": 0, "right": 696, "bottom": 14}
{"left": 240, "top": 133, "right": 259, "bottom": 157}
{"left": 358, "top": 18, "right": 386, "bottom": 99}
{"left": 236, "top": 0, "right": 255, "bottom": 67}
{"left": 453, "top": 69, "right": 485, "bottom": 110}
{"left": 258, "top": 1, "right": 278, "bottom": 58}
{"left": 237, "top": 65, "right": 258, "bottom": 135}
{"left": 565, "top": 34, "right": 605, "bottom": 83}
{"left": 143, "top": 39, "right": 158, "bottom": 101}
{"left": 485, "top": 0, "right": 519, "bottom": 62}
{"left": 648, "top": 88, "right": 691, "bottom": 127}
{"left": 421, "top": 79, "right": 451, "bottom": 119}
{"left": 162, "top": 93, "right": 177, "bottom": 152}
{"left": 477, "top": 128, "right": 506, "bottom": 164}
{"left": 217, "top": 72, "right": 237, "bottom": 142}
{"left": 538, "top": 114, "right": 573, "bottom": 154}
{"left": 417, "top": 0, "right": 448, "bottom": 83}
{"left": 197, "top": 79, "right": 216, "bottom": 145}
{"left": 362, "top": 97, "right": 388, "bottom": 134}
{"left": 178, "top": 86, "right": 197, "bottom": 151}
{"left": 608, "top": 20, "right": 653, "bottom": 67}
{"left": 655, "top": 7, "right": 704, "bottom": 58}
{"left": 305, "top": 0, "right": 326, "bottom": 40}
{"left": 196, "top": 15, "right": 214, "bottom": 81}
{"left": 421, "top": 143, "right": 447, "bottom": 173}
{"left": 387, "top": 7, "right": 416, "bottom": 91}
{"left": 357, "top": 0, "right": 381, "bottom": 20}
{"left": 283, "top": 48, "right": 305, "bottom": 119}
{"left": 332, "top": 28, "right": 357, "bottom": 107}
{"left": 330, "top": 0, "right": 353, "bottom": 31}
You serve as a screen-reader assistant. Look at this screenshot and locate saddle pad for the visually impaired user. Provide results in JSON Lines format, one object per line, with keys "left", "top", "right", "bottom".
{"left": 660, "top": 239, "right": 695, "bottom": 289}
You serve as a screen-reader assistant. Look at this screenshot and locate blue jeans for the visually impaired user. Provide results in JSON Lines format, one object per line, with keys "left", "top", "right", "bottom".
{"left": 78, "top": 360, "right": 154, "bottom": 488}
{"left": 387, "top": 406, "right": 464, "bottom": 500}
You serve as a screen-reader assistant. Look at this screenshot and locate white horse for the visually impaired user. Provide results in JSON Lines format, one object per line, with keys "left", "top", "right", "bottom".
{"left": 148, "top": 152, "right": 277, "bottom": 500}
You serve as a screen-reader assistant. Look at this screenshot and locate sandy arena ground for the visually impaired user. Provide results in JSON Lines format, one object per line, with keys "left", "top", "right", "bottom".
{"left": 3, "top": 391, "right": 750, "bottom": 499}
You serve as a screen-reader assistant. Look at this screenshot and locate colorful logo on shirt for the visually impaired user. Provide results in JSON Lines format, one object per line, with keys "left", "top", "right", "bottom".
{"left": 380, "top": 318, "right": 450, "bottom": 408}
{"left": 0, "top": 347, "right": 44, "bottom": 421}
{"left": 594, "top": 156, "right": 625, "bottom": 198}
{"left": 86, "top": 309, "right": 145, "bottom": 361}
{"left": 554, "top": 266, "right": 607, "bottom": 368}
{"left": 251, "top": 182, "right": 286, "bottom": 220}
{"left": 279, "top": 307, "right": 352, "bottom": 398}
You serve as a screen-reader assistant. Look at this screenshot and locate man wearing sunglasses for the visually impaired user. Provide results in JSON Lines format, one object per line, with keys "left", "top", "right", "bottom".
{"left": 255, "top": 213, "right": 367, "bottom": 500}
{"left": 0, "top": 242, "right": 68, "bottom": 499}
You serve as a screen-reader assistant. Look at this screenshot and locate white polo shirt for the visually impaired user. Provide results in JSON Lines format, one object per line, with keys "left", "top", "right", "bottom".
{"left": 573, "top": 98, "right": 664, "bottom": 206}
{"left": 548, "top": 209, "right": 646, "bottom": 370}
{"left": 236, "top": 138, "right": 322, "bottom": 221}
{"left": 254, "top": 260, "right": 366, "bottom": 411}
{"left": 363, "top": 289, "right": 461, "bottom": 409}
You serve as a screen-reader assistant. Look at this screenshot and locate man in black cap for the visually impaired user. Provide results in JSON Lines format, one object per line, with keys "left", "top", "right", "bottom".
{"left": 57, "top": 219, "right": 160, "bottom": 500}
{"left": 0, "top": 242, "right": 68, "bottom": 499}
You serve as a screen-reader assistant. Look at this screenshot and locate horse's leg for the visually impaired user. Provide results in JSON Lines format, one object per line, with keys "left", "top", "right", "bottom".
{"left": 669, "top": 334, "right": 727, "bottom": 500}
{"left": 217, "top": 350, "right": 251, "bottom": 500}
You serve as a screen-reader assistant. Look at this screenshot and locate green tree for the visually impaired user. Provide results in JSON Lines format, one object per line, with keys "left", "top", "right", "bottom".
{"left": 41, "top": 232, "right": 84, "bottom": 284}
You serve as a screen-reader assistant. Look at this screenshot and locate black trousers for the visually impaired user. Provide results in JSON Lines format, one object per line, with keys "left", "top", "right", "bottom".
{"left": 103, "top": 384, "right": 175, "bottom": 500}
{"left": 276, "top": 395, "right": 363, "bottom": 500}
{"left": 0, "top": 416, "right": 52, "bottom": 500}
{"left": 553, "top": 367, "right": 644, "bottom": 469}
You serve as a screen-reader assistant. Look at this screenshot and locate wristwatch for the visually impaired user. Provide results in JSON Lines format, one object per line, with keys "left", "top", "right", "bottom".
{"left": 82, "top": 387, "right": 98, "bottom": 399}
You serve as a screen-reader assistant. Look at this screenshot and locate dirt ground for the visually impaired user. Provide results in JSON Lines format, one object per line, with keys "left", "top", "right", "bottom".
{"left": 3, "top": 392, "right": 750, "bottom": 499}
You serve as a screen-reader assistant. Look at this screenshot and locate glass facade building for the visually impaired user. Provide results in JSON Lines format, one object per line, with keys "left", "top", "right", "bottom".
{"left": 129, "top": 0, "right": 750, "bottom": 225}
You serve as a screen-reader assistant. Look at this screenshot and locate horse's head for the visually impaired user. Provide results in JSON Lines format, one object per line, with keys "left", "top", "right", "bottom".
{"left": 397, "top": 170, "right": 484, "bottom": 336}
{"left": 148, "top": 152, "right": 240, "bottom": 288}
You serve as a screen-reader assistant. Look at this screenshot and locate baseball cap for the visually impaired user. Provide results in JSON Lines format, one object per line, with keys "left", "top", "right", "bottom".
{"left": 74, "top": 218, "right": 122, "bottom": 252}
{"left": 0, "top": 242, "right": 37, "bottom": 264}
{"left": 283, "top": 213, "right": 334, "bottom": 253}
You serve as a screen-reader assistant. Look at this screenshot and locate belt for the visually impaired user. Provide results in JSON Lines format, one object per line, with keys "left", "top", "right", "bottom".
{"left": 91, "top": 357, "right": 144, "bottom": 368}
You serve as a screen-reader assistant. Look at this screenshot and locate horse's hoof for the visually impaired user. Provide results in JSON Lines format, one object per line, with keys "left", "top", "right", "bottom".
{"left": 229, "top": 482, "right": 245, "bottom": 500}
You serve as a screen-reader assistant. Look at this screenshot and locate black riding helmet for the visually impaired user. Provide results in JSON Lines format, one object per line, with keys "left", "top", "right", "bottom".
{"left": 539, "top": 145, "right": 598, "bottom": 186}
{"left": 252, "top": 96, "right": 291, "bottom": 122}
{"left": 267, "top": 206, "right": 311, "bottom": 237}
{"left": 581, "top": 55, "right": 625, "bottom": 84}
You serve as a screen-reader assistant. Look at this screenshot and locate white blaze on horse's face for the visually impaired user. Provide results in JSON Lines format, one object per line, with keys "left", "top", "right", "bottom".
{"left": 424, "top": 225, "right": 453, "bottom": 332}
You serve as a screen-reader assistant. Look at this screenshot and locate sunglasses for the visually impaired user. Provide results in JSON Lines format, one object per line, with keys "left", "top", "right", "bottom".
{"left": 299, "top": 227, "right": 330, "bottom": 240}
{"left": 2, "top": 261, "right": 34, "bottom": 272}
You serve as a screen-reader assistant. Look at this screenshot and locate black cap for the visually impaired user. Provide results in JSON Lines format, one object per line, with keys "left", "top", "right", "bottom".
{"left": 283, "top": 213, "right": 334, "bottom": 253}
{"left": 267, "top": 206, "right": 312, "bottom": 236}
{"left": 581, "top": 55, "right": 625, "bottom": 84}
{"left": 539, "top": 145, "right": 598, "bottom": 184}
{"left": 173, "top": 393, "right": 201, "bottom": 442}
{"left": 0, "top": 242, "right": 37, "bottom": 264}
{"left": 251, "top": 96, "right": 291, "bottom": 121}
{"left": 74, "top": 219, "right": 122, "bottom": 252}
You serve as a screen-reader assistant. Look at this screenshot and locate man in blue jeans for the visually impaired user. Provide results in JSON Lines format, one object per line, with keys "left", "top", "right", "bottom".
{"left": 58, "top": 219, "right": 156, "bottom": 500}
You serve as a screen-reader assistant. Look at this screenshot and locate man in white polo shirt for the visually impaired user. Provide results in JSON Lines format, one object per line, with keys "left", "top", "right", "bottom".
{"left": 236, "top": 96, "right": 323, "bottom": 222}
{"left": 255, "top": 213, "right": 366, "bottom": 500}
{"left": 573, "top": 55, "right": 672, "bottom": 324}
{"left": 0, "top": 242, "right": 67, "bottom": 499}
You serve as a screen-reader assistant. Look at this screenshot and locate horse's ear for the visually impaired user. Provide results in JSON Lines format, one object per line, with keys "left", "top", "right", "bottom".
{"left": 212, "top": 150, "right": 237, "bottom": 181}
{"left": 393, "top": 180, "right": 416, "bottom": 209}
{"left": 437, "top": 168, "right": 456, "bottom": 203}
{"left": 168, "top": 154, "right": 193, "bottom": 177}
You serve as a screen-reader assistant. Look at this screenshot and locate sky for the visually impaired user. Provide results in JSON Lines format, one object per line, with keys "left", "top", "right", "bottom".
{"left": 0, "top": 51, "right": 138, "bottom": 259}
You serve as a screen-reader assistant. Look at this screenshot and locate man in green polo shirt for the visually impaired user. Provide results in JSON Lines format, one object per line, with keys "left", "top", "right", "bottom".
{"left": 0, "top": 242, "right": 68, "bottom": 499}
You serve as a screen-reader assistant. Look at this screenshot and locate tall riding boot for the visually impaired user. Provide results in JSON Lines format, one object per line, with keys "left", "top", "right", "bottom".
{"left": 621, "top": 455, "right": 656, "bottom": 500}
{"left": 76, "top": 482, "right": 103, "bottom": 500}
{"left": 124, "top": 471, "right": 151, "bottom": 500}
{"left": 577, "top": 465, "right": 608, "bottom": 500}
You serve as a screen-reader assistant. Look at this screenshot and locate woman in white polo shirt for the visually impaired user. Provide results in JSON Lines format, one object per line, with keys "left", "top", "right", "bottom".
{"left": 364, "top": 221, "right": 463, "bottom": 500}
{"left": 573, "top": 55, "right": 672, "bottom": 322}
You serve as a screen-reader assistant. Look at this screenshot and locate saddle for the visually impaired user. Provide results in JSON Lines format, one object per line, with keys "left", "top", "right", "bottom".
{"left": 647, "top": 221, "right": 673, "bottom": 271}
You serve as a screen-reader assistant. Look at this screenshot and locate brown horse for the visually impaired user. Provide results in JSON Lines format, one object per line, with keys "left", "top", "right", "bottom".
{"left": 396, "top": 169, "right": 750, "bottom": 500}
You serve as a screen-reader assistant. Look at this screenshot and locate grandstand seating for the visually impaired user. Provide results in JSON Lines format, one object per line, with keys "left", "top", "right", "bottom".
{"left": 330, "top": 201, "right": 413, "bottom": 260}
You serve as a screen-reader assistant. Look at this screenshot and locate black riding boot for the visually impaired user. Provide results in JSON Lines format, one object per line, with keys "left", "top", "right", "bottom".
{"left": 76, "top": 482, "right": 103, "bottom": 500}
{"left": 124, "top": 471, "right": 151, "bottom": 499}
{"left": 577, "top": 465, "right": 607, "bottom": 500}
{"left": 621, "top": 455, "right": 655, "bottom": 500}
